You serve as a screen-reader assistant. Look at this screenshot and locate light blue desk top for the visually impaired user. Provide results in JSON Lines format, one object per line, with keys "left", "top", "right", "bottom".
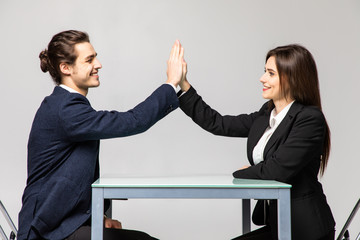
{"left": 92, "top": 175, "right": 291, "bottom": 189}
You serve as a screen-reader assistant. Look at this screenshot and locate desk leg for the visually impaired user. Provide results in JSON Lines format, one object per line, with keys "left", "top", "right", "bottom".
{"left": 278, "top": 189, "right": 291, "bottom": 240}
{"left": 92, "top": 188, "right": 104, "bottom": 240}
{"left": 242, "top": 199, "right": 251, "bottom": 234}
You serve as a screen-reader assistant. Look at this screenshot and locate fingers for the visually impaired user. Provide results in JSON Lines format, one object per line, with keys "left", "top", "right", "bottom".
{"left": 169, "top": 39, "right": 183, "bottom": 61}
{"left": 179, "top": 60, "right": 190, "bottom": 91}
{"left": 181, "top": 59, "right": 187, "bottom": 83}
{"left": 182, "top": 59, "right": 187, "bottom": 75}
{"left": 166, "top": 39, "right": 186, "bottom": 87}
{"left": 113, "top": 220, "right": 122, "bottom": 229}
{"left": 104, "top": 218, "right": 123, "bottom": 229}
{"left": 169, "top": 40, "right": 181, "bottom": 62}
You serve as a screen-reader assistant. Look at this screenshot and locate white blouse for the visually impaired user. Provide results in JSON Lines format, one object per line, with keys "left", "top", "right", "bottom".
{"left": 252, "top": 101, "right": 295, "bottom": 165}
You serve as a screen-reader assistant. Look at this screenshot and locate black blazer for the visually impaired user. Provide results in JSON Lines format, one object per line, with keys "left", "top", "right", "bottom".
{"left": 18, "top": 84, "right": 179, "bottom": 240}
{"left": 179, "top": 86, "right": 335, "bottom": 240}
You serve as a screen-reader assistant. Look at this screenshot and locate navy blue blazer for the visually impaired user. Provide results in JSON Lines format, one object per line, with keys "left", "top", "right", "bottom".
{"left": 18, "top": 84, "right": 179, "bottom": 240}
{"left": 179, "top": 86, "right": 335, "bottom": 240}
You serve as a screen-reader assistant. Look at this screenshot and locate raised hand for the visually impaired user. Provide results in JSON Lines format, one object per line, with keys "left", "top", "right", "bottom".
{"left": 166, "top": 40, "right": 185, "bottom": 88}
{"left": 179, "top": 58, "right": 190, "bottom": 92}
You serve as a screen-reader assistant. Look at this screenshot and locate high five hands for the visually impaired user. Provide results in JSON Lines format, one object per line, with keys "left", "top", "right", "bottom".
{"left": 166, "top": 40, "right": 190, "bottom": 91}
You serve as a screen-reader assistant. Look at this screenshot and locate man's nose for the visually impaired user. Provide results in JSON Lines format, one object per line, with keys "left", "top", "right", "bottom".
{"left": 94, "top": 58, "right": 102, "bottom": 69}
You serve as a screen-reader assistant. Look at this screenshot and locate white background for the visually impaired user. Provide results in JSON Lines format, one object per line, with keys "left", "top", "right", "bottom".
{"left": 0, "top": 0, "right": 359, "bottom": 239}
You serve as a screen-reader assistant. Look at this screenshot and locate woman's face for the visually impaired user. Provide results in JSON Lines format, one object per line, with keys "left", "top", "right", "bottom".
{"left": 260, "top": 56, "right": 285, "bottom": 103}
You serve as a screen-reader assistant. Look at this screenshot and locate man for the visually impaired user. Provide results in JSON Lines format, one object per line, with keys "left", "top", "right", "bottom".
{"left": 18, "top": 30, "right": 186, "bottom": 240}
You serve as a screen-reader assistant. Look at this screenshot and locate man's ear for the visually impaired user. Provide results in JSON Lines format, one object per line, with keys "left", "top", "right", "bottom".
{"left": 59, "top": 62, "right": 71, "bottom": 76}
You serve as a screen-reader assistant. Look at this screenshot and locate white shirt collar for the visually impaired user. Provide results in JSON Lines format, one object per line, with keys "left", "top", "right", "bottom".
{"left": 59, "top": 84, "right": 81, "bottom": 94}
{"left": 269, "top": 101, "right": 295, "bottom": 128}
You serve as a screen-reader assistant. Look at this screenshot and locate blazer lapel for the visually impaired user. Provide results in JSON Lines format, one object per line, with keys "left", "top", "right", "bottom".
{"left": 263, "top": 102, "right": 303, "bottom": 158}
{"left": 247, "top": 114, "right": 270, "bottom": 165}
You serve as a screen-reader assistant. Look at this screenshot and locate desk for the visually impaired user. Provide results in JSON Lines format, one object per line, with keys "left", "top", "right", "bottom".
{"left": 91, "top": 175, "right": 291, "bottom": 240}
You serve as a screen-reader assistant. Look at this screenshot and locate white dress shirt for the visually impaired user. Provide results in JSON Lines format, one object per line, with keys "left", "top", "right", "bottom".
{"left": 59, "top": 84, "right": 81, "bottom": 94}
{"left": 252, "top": 101, "right": 295, "bottom": 165}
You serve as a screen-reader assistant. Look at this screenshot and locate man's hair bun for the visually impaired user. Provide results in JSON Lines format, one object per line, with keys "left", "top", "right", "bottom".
{"left": 39, "top": 50, "right": 49, "bottom": 73}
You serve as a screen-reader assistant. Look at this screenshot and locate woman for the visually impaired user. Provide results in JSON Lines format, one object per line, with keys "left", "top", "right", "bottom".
{"left": 178, "top": 44, "right": 335, "bottom": 240}
{"left": 18, "top": 30, "right": 185, "bottom": 240}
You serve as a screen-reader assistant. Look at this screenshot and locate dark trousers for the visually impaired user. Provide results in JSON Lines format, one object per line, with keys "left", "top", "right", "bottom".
{"left": 231, "top": 226, "right": 335, "bottom": 240}
{"left": 65, "top": 226, "right": 159, "bottom": 240}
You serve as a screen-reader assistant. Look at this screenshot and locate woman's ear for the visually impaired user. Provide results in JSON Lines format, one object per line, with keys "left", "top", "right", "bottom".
{"left": 59, "top": 62, "right": 71, "bottom": 76}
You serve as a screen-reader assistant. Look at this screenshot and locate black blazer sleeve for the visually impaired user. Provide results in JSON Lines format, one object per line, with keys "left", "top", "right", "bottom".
{"left": 233, "top": 104, "right": 326, "bottom": 183}
{"left": 179, "top": 86, "right": 267, "bottom": 138}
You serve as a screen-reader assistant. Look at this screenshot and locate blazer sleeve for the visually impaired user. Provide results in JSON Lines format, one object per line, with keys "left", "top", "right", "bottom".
{"left": 179, "top": 86, "right": 267, "bottom": 137}
{"left": 233, "top": 106, "right": 326, "bottom": 183}
{"left": 59, "top": 84, "right": 178, "bottom": 141}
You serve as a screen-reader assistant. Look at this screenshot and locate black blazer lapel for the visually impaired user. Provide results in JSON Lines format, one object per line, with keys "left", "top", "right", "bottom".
{"left": 263, "top": 102, "right": 304, "bottom": 159}
{"left": 247, "top": 114, "right": 270, "bottom": 165}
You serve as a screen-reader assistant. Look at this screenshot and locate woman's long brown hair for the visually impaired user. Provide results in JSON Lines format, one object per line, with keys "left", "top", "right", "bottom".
{"left": 266, "top": 44, "right": 330, "bottom": 176}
